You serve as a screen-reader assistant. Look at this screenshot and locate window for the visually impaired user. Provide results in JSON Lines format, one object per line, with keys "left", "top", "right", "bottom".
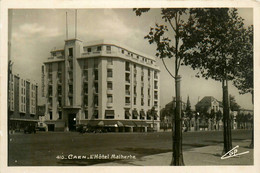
{"left": 58, "top": 111, "right": 62, "bottom": 119}
{"left": 84, "top": 60, "right": 88, "bottom": 69}
{"left": 148, "top": 88, "right": 150, "bottom": 96}
{"left": 134, "top": 97, "right": 136, "bottom": 105}
{"left": 125, "top": 62, "right": 130, "bottom": 71}
{"left": 48, "top": 64, "right": 52, "bottom": 72}
{"left": 148, "top": 99, "right": 150, "bottom": 106}
{"left": 107, "top": 58, "right": 113, "bottom": 65}
{"left": 68, "top": 48, "right": 73, "bottom": 56}
{"left": 121, "top": 49, "right": 124, "bottom": 54}
{"left": 94, "top": 95, "right": 98, "bottom": 106}
{"left": 141, "top": 76, "right": 144, "bottom": 81}
{"left": 94, "top": 110, "right": 98, "bottom": 119}
{"left": 84, "top": 84, "right": 88, "bottom": 94}
{"left": 49, "top": 111, "right": 53, "bottom": 120}
{"left": 94, "top": 70, "right": 98, "bottom": 80}
{"left": 141, "top": 98, "right": 144, "bottom": 106}
{"left": 125, "top": 97, "right": 130, "bottom": 105}
{"left": 107, "top": 69, "right": 113, "bottom": 78}
{"left": 125, "top": 85, "right": 130, "bottom": 95}
{"left": 94, "top": 59, "right": 99, "bottom": 68}
{"left": 84, "top": 96, "right": 88, "bottom": 106}
{"left": 94, "top": 82, "right": 98, "bottom": 93}
{"left": 148, "top": 69, "right": 151, "bottom": 77}
{"left": 107, "top": 82, "right": 113, "bottom": 90}
{"left": 69, "top": 85, "right": 73, "bottom": 94}
{"left": 107, "top": 95, "right": 113, "bottom": 103}
{"left": 125, "top": 73, "right": 130, "bottom": 82}
{"left": 97, "top": 46, "right": 102, "bottom": 51}
{"left": 85, "top": 110, "right": 88, "bottom": 119}
{"left": 58, "top": 63, "right": 62, "bottom": 72}
{"left": 125, "top": 110, "right": 130, "bottom": 119}
{"left": 141, "top": 87, "right": 144, "bottom": 96}
{"left": 134, "top": 86, "right": 137, "bottom": 95}
{"left": 154, "top": 81, "right": 158, "bottom": 89}
{"left": 154, "top": 71, "right": 158, "bottom": 79}
{"left": 106, "top": 46, "right": 111, "bottom": 51}
{"left": 87, "top": 47, "right": 91, "bottom": 52}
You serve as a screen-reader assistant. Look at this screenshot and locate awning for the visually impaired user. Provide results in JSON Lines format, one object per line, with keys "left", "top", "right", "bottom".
{"left": 105, "top": 110, "right": 115, "bottom": 117}
{"left": 132, "top": 110, "right": 139, "bottom": 118}
{"left": 87, "top": 120, "right": 102, "bottom": 127}
{"left": 121, "top": 120, "right": 136, "bottom": 127}
{"left": 133, "top": 121, "right": 149, "bottom": 127}
{"left": 104, "top": 120, "right": 119, "bottom": 127}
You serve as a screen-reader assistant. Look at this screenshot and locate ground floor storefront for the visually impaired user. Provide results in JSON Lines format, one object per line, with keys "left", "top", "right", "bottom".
{"left": 43, "top": 119, "right": 160, "bottom": 132}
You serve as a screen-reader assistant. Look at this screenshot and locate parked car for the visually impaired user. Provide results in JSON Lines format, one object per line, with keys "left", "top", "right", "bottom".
{"left": 24, "top": 125, "right": 36, "bottom": 134}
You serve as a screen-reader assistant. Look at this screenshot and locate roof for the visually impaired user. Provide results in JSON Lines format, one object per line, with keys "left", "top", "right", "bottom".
{"left": 195, "top": 96, "right": 222, "bottom": 108}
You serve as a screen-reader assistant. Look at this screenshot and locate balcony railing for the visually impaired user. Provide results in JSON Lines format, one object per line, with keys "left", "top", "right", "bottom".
{"left": 107, "top": 102, "right": 113, "bottom": 108}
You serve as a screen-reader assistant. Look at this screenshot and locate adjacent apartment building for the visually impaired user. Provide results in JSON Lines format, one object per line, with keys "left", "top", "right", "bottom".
{"left": 42, "top": 39, "right": 160, "bottom": 132}
{"left": 8, "top": 73, "right": 38, "bottom": 131}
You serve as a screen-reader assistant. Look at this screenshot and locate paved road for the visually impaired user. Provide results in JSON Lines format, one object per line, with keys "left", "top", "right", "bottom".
{"left": 8, "top": 129, "right": 252, "bottom": 166}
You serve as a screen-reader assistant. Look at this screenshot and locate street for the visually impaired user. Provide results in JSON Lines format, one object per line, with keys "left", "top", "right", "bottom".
{"left": 8, "top": 129, "right": 252, "bottom": 166}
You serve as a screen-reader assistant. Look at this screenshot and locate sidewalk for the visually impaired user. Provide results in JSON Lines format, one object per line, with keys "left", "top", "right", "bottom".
{"left": 94, "top": 140, "right": 253, "bottom": 166}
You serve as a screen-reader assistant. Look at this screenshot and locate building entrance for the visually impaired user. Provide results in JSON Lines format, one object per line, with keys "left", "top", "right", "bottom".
{"left": 68, "top": 113, "right": 76, "bottom": 131}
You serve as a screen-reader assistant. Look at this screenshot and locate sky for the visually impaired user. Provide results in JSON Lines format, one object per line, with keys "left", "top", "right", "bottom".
{"left": 9, "top": 8, "right": 253, "bottom": 110}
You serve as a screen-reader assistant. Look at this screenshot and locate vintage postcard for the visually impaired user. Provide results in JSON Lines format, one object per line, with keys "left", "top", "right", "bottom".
{"left": 0, "top": 0, "right": 259, "bottom": 173}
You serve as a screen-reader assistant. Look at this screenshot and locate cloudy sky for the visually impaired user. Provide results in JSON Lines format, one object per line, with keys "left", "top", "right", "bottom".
{"left": 9, "top": 8, "right": 253, "bottom": 110}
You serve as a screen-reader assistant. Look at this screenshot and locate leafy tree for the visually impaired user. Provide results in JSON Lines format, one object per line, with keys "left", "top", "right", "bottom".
{"left": 134, "top": 8, "right": 188, "bottom": 166}
{"left": 181, "top": 8, "right": 247, "bottom": 153}
{"left": 229, "top": 95, "right": 241, "bottom": 111}
{"left": 233, "top": 25, "right": 253, "bottom": 101}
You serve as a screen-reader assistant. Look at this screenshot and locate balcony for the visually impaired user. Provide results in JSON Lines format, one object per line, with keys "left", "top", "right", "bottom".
{"left": 107, "top": 102, "right": 113, "bottom": 108}
{"left": 125, "top": 102, "right": 131, "bottom": 107}
{"left": 154, "top": 86, "right": 158, "bottom": 90}
{"left": 107, "top": 89, "right": 113, "bottom": 95}
{"left": 154, "top": 95, "right": 158, "bottom": 100}
{"left": 154, "top": 75, "right": 158, "bottom": 80}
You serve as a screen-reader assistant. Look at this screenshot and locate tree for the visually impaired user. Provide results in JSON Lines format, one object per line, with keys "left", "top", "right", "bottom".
{"left": 181, "top": 8, "right": 247, "bottom": 153}
{"left": 134, "top": 8, "right": 189, "bottom": 165}
{"left": 232, "top": 25, "right": 253, "bottom": 148}
{"left": 229, "top": 95, "right": 241, "bottom": 111}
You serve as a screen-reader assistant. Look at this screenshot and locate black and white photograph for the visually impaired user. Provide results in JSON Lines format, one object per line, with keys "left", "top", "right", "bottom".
{"left": 1, "top": 0, "right": 259, "bottom": 172}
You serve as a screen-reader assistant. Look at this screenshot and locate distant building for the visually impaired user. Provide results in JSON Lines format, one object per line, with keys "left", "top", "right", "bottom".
{"left": 160, "top": 98, "right": 186, "bottom": 130}
{"left": 195, "top": 96, "right": 223, "bottom": 113}
{"left": 8, "top": 73, "right": 38, "bottom": 132}
{"left": 42, "top": 39, "right": 160, "bottom": 132}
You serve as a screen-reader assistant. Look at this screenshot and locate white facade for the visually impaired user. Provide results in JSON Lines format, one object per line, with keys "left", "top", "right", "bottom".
{"left": 43, "top": 39, "right": 160, "bottom": 132}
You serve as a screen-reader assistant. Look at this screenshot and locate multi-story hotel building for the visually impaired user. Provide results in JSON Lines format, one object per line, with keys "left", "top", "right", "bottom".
{"left": 43, "top": 39, "right": 160, "bottom": 132}
{"left": 8, "top": 73, "right": 38, "bottom": 131}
